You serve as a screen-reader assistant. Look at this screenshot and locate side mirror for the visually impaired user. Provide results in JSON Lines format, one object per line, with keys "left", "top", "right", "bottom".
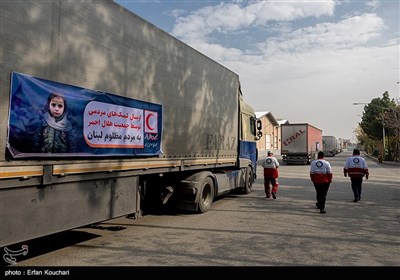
{"left": 256, "top": 119, "right": 262, "bottom": 140}
{"left": 256, "top": 119, "right": 262, "bottom": 131}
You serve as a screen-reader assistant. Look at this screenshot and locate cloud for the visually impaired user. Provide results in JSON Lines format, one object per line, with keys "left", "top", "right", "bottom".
{"left": 365, "top": 0, "right": 381, "bottom": 11}
{"left": 169, "top": 9, "right": 185, "bottom": 18}
{"left": 235, "top": 44, "right": 398, "bottom": 139}
{"left": 248, "top": 0, "right": 336, "bottom": 24}
{"left": 259, "top": 13, "right": 386, "bottom": 55}
{"left": 169, "top": 1, "right": 398, "bottom": 139}
{"left": 177, "top": 12, "right": 386, "bottom": 68}
{"left": 172, "top": 0, "right": 337, "bottom": 42}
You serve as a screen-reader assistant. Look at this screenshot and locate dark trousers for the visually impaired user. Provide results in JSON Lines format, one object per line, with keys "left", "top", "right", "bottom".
{"left": 264, "top": 177, "right": 278, "bottom": 197}
{"left": 350, "top": 177, "right": 363, "bottom": 199}
{"left": 313, "top": 183, "right": 330, "bottom": 210}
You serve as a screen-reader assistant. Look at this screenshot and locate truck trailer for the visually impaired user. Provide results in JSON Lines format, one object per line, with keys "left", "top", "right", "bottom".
{"left": 0, "top": 0, "right": 262, "bottom": 247}
{"left": 322, "top": 136, "right": 338, "bottom": 157}
{"left": 281, "top": 123, "right": 322, "bottom": 165}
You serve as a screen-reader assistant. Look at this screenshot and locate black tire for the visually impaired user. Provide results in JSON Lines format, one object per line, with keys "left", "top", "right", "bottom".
{"left": 243, "top": 166, "right": 253, "bottom": 194}
{"left": 197, "top": 177, "right": 214, "bottom": 213}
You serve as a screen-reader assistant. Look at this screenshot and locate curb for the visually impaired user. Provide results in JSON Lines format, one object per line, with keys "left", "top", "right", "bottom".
{"left": 363, "top": 153, "right": 400, "bottom": 166}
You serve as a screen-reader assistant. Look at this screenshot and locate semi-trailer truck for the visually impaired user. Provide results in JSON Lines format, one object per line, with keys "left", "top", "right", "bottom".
{"left": 0, "top": 0, "right": 261, "bottom": 247}
{"left": 281, "top": 123, "right": 322, "bottom": 165}
{"left": 322, "top": 136, "right": 338, "bottom": 157}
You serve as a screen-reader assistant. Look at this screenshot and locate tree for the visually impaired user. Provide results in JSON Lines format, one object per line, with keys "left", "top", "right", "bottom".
{"left": 354, "top": 126, "right": 373, "bottom": 153}
{"left": 358, "top": 91, "right": 398, "bottom": 161}
{"left": 359, "top": 91, "right": 395, "bottom": 140}
{"left": 383, "top": 104, "right": 400, "bottom": 161}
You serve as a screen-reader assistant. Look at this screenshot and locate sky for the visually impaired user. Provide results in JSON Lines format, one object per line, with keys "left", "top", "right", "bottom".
{"left": 115, "top": 0, "right": 400, "bottom": 140}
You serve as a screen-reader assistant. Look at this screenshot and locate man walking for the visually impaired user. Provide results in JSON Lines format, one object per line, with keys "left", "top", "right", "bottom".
{"left": 262, "top": 151, "right": 280, "bottom": 199}
{"left": 344, "top": 148, "right": 369, "bottom": 202}
{"left": 310, "top": 151, "right": 332, "bottom": 214}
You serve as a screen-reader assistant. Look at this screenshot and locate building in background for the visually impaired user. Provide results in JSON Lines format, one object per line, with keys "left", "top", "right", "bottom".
{"left": 256, "top": 111, "right": 280, "bottom": 157}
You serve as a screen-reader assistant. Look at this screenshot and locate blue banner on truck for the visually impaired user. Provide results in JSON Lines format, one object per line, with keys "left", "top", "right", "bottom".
{"left": 7, "top": 72, "right": 162, "bottom": 158}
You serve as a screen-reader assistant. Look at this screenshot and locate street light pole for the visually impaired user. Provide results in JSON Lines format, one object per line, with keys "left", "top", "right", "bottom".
{"left": 382, "top": 123, "right": 386, "bottom": 154}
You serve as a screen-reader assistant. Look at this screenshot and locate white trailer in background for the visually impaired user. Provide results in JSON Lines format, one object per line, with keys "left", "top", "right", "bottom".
{"left": 323, "top": 136, "right": 338, "bottom": 157}
{"left": 336, "top": 138, "right": 344, "bottom": 154}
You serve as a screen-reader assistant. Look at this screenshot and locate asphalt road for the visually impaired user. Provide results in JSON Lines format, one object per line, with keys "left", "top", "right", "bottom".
{"left": 2, "top": 150, "right": 399, "bottom": 275}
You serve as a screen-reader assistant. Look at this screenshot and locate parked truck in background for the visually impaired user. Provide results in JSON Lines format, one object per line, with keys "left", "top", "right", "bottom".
{"left": 0, "top": 0, "right": 262, "bottom": 247}
{"left": 336, "top": 138, "right": 344, "bottom": 154}
{"left": 281, "top": 123, "right": 323, "bottom": 165}
{"left": 322, "top": 136, "right": 338, "bottom": 157}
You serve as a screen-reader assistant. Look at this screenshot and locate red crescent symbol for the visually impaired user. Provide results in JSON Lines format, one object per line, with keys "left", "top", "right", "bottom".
{"left": 146, "top": 113, "right": 155, "bottom": 130}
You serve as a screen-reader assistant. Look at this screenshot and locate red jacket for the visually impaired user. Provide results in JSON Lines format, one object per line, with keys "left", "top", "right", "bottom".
{"left": 262, "top": 156, "right": 279, "bottom": 179}
{"left": 310, "top": 159, "right": 333, "bottom": 184}
{"left": 344, "top": 156, "right": 369, "bottom": 178}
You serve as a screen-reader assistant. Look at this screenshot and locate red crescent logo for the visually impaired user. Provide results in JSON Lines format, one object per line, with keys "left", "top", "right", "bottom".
{"left": 146, "top": 113, "right": 155, "bottom": 131}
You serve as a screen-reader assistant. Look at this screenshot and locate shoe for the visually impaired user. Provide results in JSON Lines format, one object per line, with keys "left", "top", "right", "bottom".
{"left": 353, "top": 198, "right": 358, "bottom": 202}
{"left": 358, "top": 196, "right": 361, "bottom": 201}
{"left": 272, "top": 192, "right": 276, "bottom": 199}
{"left": 315, "top": 203, "right": 320, "bottom": 209}
{"left": 320, "top": 209, "right": 326, "bottom": 214}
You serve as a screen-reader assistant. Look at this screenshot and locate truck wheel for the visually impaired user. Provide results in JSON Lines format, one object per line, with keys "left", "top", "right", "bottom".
{"left": 197, "top": 177, "right": 214, "bottom": 213}
{"left": 243, "top": 166, "right": 253, "bottom": 194}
